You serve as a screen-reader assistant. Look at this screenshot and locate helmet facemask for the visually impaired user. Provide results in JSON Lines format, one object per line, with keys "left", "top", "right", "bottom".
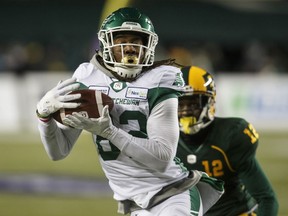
{"left": 98, "top": 28, "right": 157, "bottom": 79}
{"left": 179, "top": 93, "right": 215, "bottom": 135}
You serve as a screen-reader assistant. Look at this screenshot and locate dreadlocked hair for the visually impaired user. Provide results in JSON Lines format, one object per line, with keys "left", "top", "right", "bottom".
{"left": 142, "top": 58, "right": 185, "bottom": 73}
{"left": 95, "top": 52, "right": 185, "bottom": 82}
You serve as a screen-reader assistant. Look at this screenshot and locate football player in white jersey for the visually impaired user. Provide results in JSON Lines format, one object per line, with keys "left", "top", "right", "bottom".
{"left": 36, "top": 7, "right": 224, "bottom": 216}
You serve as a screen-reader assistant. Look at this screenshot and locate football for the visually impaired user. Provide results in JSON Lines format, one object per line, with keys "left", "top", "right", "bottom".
{"left": 52, "top": 89, "right": 114, "bottom": 124}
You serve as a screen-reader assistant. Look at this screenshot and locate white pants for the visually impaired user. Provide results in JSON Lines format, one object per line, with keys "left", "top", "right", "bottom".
{"left": 130, "top": 187, "right": 203, "bottom": 216}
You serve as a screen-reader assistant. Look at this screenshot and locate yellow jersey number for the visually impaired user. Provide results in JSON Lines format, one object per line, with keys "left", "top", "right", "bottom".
{"left": 243, "top": 123, "right": 259, "bottom": 144}
{"left": 202, "top": 160, "right": 224, "bottom": 177}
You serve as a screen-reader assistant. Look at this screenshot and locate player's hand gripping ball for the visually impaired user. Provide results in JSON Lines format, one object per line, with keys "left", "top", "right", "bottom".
{"left": 52, "top": 89, "right": 114, "bottom": 124}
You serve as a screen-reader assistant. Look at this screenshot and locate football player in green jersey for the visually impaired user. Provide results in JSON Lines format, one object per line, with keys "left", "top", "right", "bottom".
{"left": 176, "top": 66, "right": 279, "bottom": 216}
{"left": 36, "top": 7, "right": 223, "bottom": 216}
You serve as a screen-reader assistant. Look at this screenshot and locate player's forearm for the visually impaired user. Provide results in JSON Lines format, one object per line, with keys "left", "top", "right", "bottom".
{"left": 257, "top": 196, "right": 279, "bottom": 216}
{"left": 38, "top": 119, "right": 81, "bottom": 160}
{"left": 251, "top": 175, "right": 278, "bottom": 216}
{"left": 107, "top": 98, "right": 179, "bottom": 172}
{"left": 108, "top": 128, "right": 174, "bottom": 172}
{"left": 240, "top": 160, "right": 279, "bottom": 216}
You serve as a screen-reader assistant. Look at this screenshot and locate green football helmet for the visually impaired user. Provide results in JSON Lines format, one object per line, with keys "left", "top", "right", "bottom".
{"left": 98, "top": 7, "right": 158, "bottom": 79}
{"left": 179, "top": 66, "right": 216, "bottom": 135}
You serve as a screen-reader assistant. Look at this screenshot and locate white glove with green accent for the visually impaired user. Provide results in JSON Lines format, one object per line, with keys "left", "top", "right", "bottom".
{"left": 62, "top": 105, "right": 116, "bottom": 138}
{"left": 36, "top": 77, "right": 81, "bottom": 118}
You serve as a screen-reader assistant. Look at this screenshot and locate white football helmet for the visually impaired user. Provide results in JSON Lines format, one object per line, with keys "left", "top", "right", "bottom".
{"left": 98, "top": 7, "right": 158, "bottom": 80}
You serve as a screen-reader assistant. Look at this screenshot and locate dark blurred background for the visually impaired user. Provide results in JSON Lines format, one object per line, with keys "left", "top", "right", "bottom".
{"left": 1, "top": 0, "right": 288, "bottom": 76}
{"left": 0, "top": 1, "right": 288, "bottom": 215}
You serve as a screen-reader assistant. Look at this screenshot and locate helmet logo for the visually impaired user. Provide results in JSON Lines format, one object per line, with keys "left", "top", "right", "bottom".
{"left": 203, "top": 73, "right": 215, "bottom": 93}
{"left": 204, "top": 76, "right": 213, "bottom": 87}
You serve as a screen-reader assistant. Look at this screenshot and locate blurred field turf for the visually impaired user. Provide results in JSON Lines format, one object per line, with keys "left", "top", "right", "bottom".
{"left": 0, "top": 131, "right": 287, "bottom": 216}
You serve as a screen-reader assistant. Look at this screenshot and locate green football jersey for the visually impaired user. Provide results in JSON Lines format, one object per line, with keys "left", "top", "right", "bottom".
{"left": 177, "top": 117, "right": 278, "bottom": 216}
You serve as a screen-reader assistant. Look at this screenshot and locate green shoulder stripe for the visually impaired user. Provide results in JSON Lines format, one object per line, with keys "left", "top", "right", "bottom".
{"left": 148, "top": 87, "right": 181, "bottom": 112}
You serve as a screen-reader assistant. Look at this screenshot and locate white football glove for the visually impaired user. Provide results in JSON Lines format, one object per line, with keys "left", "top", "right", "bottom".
{"left": 62, "top": 105, "right": 116, "bottom": 138}
{"left": 37, "top": 77, "right": 81, "bottom": 118}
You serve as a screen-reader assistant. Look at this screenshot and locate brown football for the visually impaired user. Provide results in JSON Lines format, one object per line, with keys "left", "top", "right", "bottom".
{"left": 52, "top": 89, "right": 114, "bottom": 124}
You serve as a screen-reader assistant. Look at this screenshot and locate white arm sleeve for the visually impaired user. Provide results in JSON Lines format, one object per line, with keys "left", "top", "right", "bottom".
{"left": 107, "top": 98, "right": 179, "bottom": 172}
{"left": 38, "top": 119, "right": 82, "bottom": 160}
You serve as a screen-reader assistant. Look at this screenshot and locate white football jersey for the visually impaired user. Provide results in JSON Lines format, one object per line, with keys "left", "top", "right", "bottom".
{"left": 72, "top": 60, "right": 188, "bottom": 207}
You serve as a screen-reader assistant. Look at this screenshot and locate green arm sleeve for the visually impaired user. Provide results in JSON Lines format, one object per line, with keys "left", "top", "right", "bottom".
{"left": 229, "top": 119, "right": 279, "bottom": 215}
{"left": 239, "top": 159, "right": 279, "bottom": 215}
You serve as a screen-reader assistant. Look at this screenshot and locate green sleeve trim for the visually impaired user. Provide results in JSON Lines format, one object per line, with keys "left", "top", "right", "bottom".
{"left": 148, "top": 87, "right": 181, "bottom": 112}
{"left": 76, "top": 82, "right": 88, "bottom": 90}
